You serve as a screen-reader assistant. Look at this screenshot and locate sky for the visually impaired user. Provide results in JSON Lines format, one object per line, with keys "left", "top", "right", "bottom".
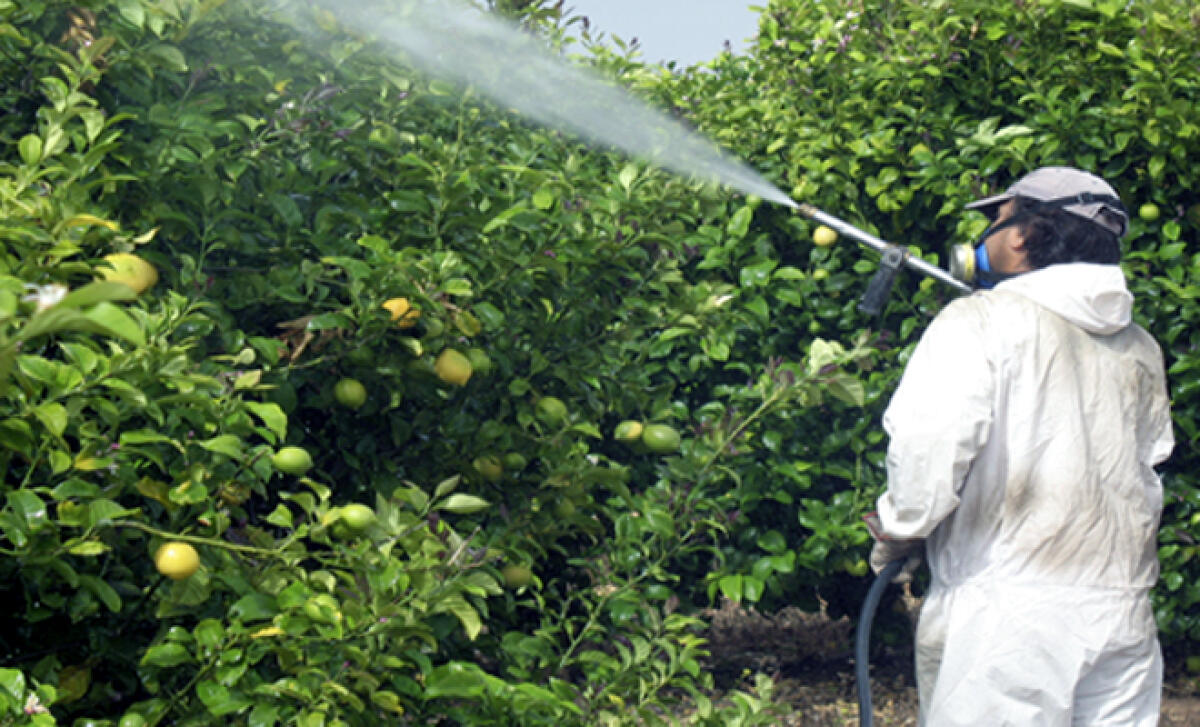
{"left": 563, "top": 0, "right": 762, "bottom": 68}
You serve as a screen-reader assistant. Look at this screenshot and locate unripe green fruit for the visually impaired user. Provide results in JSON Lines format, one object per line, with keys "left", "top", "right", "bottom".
{"left": 641, "top": 424, "right": 681, "bottom": 454}
{"left": 473, "top": 455, "right": 504, "bottom": 483}
{"left": 536, "top": 396, "right": 567, "bottom": 426}
{"left": 501, "top": 564, "right": 533, "bottom": 588}
{"left": 334, "top": 378, "right": 367, "bottom": 409}
{"left": 553, "top": 498, "right": 576, "bottom": 518}
{"left": 466, "top": 347, "right": 494, "bottom": 375}
{"left": 339, "top": 503, "right": 376, "bottom": 533}
{"left": 272, "top": 446, "right": 313, "bottom": 475}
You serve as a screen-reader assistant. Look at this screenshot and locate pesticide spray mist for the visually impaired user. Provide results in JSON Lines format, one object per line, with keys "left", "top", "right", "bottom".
{"left": 303, "top": 0, "right": 797, "bottom": 209}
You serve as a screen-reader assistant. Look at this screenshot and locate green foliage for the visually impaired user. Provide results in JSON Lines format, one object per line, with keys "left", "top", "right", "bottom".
{"left": 2, "top": 0, "right": 1199, "bottom": 723}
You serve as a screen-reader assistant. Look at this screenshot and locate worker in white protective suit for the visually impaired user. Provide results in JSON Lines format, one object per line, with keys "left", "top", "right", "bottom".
{"left": 868, "top": 167, "right": 1174, "bottom": 726}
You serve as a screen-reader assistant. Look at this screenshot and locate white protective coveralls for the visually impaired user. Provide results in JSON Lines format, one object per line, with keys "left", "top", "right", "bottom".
{"left": 876, "top": 262, "right": 1174, "bottom": 726}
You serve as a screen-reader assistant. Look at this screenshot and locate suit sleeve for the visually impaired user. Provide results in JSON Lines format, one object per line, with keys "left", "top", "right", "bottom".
{"left": 1143, "top": 338, "right": 1174, "bottom": 467}
{"left": 876, "top": 298, "right": 996, "bottom": 540}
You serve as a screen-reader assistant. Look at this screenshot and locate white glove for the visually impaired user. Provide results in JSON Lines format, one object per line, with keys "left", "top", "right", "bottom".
{"left": 869, "top": 538, "right": 923, "bottom": 583}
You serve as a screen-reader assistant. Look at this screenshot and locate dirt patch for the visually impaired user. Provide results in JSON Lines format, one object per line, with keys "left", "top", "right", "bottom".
{"left": 701, "top": 598, "right": 1200, "bottom": 726}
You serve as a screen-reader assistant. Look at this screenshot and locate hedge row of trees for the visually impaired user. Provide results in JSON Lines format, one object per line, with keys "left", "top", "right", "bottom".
{"left": 1, "top": 0, "right": 1197, "bottom": 724}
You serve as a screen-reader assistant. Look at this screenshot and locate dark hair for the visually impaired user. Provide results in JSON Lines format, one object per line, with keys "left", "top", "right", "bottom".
{"left": 1013, "top": 196, "right": 1122, "bottom": 268}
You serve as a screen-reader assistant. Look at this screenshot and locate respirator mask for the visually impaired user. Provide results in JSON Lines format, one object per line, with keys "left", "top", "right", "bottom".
{"left": 947, "top": 216, "right": 1025, "bottom": 290}
{"left": 946, "top": 187, "right": 1129, "bottom": 290}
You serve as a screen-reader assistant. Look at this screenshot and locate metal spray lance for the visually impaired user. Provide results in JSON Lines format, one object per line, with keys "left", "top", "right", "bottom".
{"left": 792, "top": 202, "right": 975, "bottom": 315}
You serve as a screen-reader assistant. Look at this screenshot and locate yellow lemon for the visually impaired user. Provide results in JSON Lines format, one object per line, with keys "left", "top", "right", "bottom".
{"left": 435, "top": 349, "right": 472, "bottom": 386}
{"left": 154, "top": 542, "right": 200, "bottom": 580}
{"left": 382, "top": 297, "right": 421, "bottom": 328}
{"left": 812, "top": 225, "right": 838, "bottom": 247}
{"left": 100, "top": 253, "right": 158, "bottom": 294}
{"left": 613, "top": 420, "right": 644, "bottom": 442}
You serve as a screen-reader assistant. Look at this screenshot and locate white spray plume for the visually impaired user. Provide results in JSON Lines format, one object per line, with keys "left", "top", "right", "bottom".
{"left": 308, "top": 0, "right": 796, "bottom": 208}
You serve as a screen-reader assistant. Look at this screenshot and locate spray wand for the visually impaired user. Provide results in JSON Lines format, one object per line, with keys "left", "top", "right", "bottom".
{"left": 791, "top": 202, "right": 973, "bottom": 315}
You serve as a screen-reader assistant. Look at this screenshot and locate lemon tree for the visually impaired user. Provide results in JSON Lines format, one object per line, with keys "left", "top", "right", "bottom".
{"left": 4, "top": 0, "right": 1199, "bottom": 724}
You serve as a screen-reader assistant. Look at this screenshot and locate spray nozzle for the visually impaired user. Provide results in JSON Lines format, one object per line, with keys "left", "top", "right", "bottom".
{"left": 947, "top": 244, "right": 977, "bottom": 286}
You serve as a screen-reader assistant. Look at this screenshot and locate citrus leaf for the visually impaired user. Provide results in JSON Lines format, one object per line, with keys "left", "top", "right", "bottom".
{"left": 80, "top": 574, "right": 121, "bottom": 612}
{"left": 437, "top": 493, "right": 489, "bottom": 514}
{"left": 64, "top": 214, "right": 120, "bottom": 231}
{"left": 245, "top": 402, "right": 287, "bottom": 441}
{"left": 77, "top": 302, "right": 146, "bottom": 346}
{"left": 199, "top": 435, "right": 243, "bottom": 459}
{"left": 141, "top": 643, "right": 192, "bottom": 667}
{"left": 59, "top": 281, "right": 137, "bottom": 308}
{"left": 67, "top": 540, "right": 110, "bottom": 557}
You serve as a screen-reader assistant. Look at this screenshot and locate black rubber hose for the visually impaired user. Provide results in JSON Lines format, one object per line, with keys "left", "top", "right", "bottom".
{"left": 856, "top": 558, "right": 905, "bottom": 727}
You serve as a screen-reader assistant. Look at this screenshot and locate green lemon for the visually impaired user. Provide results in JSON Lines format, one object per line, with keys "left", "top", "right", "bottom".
{"left": 272, "top": 446, "right": 313, "bottom": 475}
{"left": 535, "top": 396, "right": 568, "bottom": 426}
{"left": 333, "top": 378, "right": 367, "bottom": 409}
{"left": 339, "top": 503, "right": 376, "bottom": 533}
{"left": 846, "top": 558, "right": 870, "bottom": 577}
{"left": 466, "top": 347, "right": 494, "bottom": 375}
{"left": 641, "top": 424, "right": 681, "bottom": 454}
{"left": 1138, "top": 203, "right": 1160, "bottom": 222}
{"left": 502, "top": 452, "right": 528, "bottom": 471}
{"left": 473, "top": 455, "right": 504, "bottom": 483}
{"left": 501, "top": 564, "right": 533, "bottom": 589}
{"left": 553, "top": 498, "right": 576, "bottom": 519}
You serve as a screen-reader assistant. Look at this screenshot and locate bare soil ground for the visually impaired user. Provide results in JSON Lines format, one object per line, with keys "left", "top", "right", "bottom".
{"left": 700, "top": 598, "right": 1200, "bottom": 726}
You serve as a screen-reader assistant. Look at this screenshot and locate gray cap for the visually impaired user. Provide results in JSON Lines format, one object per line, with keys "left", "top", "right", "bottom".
{"left": 965, "top": 166, "right": 1128, "bottom": 238}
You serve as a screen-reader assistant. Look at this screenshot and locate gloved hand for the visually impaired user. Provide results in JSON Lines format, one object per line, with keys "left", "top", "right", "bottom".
{"left": 869, "top": 538, "right": 923, "bottom": 583}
